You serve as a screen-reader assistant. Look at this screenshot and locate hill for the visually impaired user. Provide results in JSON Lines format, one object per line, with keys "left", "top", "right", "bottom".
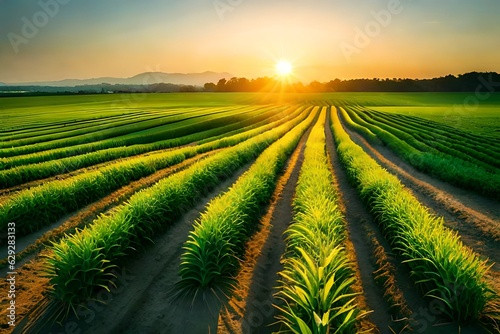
{"left": 5, "top": 71, "right": 233, "bottom": 87}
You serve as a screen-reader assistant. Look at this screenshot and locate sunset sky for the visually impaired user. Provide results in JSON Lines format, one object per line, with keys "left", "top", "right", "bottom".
{"left": 1, "top": 0, "right": 499, "bottom": 84}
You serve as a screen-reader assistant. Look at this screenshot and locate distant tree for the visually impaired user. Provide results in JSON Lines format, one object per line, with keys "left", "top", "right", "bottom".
{"left": 250, "top": 77, "right": 274, "bottom": 92}
{"left": 289, "top": 82, "right": 306, "bottom": 93}
{"left": 216, "top": 78, "right": 227, "bottom": 92}
{"left": 179, "top": 85, "right": 196, "bottom": 92}
{"left": 204, "top": 82, "right": 216, "bottom": 92}
{"left": 308, "top": 81, "right": 326, "bottom": 93}
{"left": 199, "top": 72, "right": 500, "bottom": 93}
{"left": 225, "top": 77, "right": 239, "bottom": 92}
{"left": 325, "top": 79, "right": 341, "bottom": 92}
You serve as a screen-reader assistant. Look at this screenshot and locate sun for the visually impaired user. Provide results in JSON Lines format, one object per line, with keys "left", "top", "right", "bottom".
{"left": 275, "top": 60, "right": 293, "bottom": 77}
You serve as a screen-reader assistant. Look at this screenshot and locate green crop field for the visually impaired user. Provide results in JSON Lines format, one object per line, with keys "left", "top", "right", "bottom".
{"left": 0, "top": 93, "right": 499, "bottom": 334}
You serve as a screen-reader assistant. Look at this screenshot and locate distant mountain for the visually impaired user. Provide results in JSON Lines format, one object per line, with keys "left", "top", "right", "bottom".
{"left": 6, "top": 71, "right": 234, "bottom": 87}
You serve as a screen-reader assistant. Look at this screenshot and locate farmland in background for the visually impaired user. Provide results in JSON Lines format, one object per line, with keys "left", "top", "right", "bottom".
{"left": 0, "top": 93, "right": 499, "bottom": 334}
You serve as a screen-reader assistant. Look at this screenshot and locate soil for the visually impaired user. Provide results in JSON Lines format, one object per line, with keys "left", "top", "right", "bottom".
{"left": 2, "top": 107, "right": 497, "bottom": 334}
{"left": 335, "top": 107, "right": 500, "bottom": 273}
{"left": 325, "top": 109, "right": 411, "bottom": 333}
{"left": 218, "top": 125, "right": 308, "bottom": 334}
{"left": 0, "top": 150, "right": 220, "bottom": 272}
{"left": 333, "top": 107, "right": 493, "bottom": 333}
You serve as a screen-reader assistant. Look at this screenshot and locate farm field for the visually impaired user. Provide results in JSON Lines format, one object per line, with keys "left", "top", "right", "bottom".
{"left": 1, "top": 93, "right": 499, "bottom": 334}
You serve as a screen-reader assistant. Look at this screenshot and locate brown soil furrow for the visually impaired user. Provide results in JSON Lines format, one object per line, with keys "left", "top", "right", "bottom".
{"left": 325, "top": 113, "right": 377, "bottom": 332}
{"left": 332, "top": 107, "right": 490, "bottom": 333}
{"left": 217, "top": 114, "right": 310, "bottom": 334}
{"left": 13, "top": 157, "right": 257, "bottom": 334}
{"left": 336, "top": 108, "right": 500, "bottom": 272}
{"left": 325, "top": 109, "right": 410, "bottom": 333}
{"left": 0, "top": 150, "right": 221, "bottom": 334}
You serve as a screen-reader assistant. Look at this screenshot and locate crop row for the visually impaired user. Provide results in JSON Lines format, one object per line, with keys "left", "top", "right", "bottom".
{"left": 0, "top": 112, "right": 163, "bottom": 148}
{"left": 356, "top": 108, "right": 500, "bottom": 170}
{"left": 0, "top": 111, "right": 150, "bottom": 143}
{"left": 44, "top": 106, "right": 315, "bottom": 309}
{"left": 331, "top": 109, "right": 497, "bottom": 323}
{"left": 0, "top": 105, "right": 282, "bottom": 170}
{"left": 0, "top": 106, "right": 310, "bottom": 237}
{"left": 0, "top": 95, "right": 142, "bottom": 130}
{"left": 0, "top": 105, "right": 245, "bottom": 158}
{"left": 0, "top": 106, "right": 297, "bottom": 187}
{"left": 0, "top": 111, "right": 147, "bottom": 139}
{"left": 374, "top": 109, "right": 499, "bottom": 152}
{"left": 368, "top": 107, "right": 500, "bottom": 148}
{"left": 337, "top": 107, "right": 379, "bottom": 144}
{"left": 177, "top": 107, "right": 318, "bottom": 295}
{"left": 276, "top": 109, "right": 364, "bottom": 333}
{"left": 340, "top": 106, "right": 500, "bottom": 198}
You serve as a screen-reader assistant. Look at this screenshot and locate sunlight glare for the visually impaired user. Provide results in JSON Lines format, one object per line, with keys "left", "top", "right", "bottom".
{"left": 276, "top": 60, "right": 293, "bottom": 76}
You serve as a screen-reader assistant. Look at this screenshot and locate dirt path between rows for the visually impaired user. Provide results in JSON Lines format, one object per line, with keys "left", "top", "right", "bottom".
{"left": 217, "top": 116, "right": 311, "bottom": 334}
{"left": 0, "top": 151, "right": 221, "bottom": 333}
{"left": 22, "top": 157, "right": 257, "bottom": 334}
{"left": 325, "top": 109, "right": 410, "bottom": 333}
{"left": 336, "top": 107, "right": 500, "bottom": 272}
{"left": 328, "top": 108, "right": 489, "bottom": 334}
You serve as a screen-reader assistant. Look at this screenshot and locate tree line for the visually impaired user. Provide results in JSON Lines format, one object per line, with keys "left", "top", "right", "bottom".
{"left": 204, "top": 72, "right": 500, "bottom": 93}
{"left": 2, "top": 72, "right": 498, "bottom": 97}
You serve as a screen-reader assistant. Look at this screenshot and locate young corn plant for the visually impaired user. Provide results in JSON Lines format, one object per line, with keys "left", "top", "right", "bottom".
{"left": 44, "top": 107, "right": 311, "bottom": 314}
{"left": 276, "top": 109, "right": 366, "bottom": 333}
{"left": 330, "top": 108, "right": 499, "bottom": 326}
{"left": 277, "top": 248, "right": 359, "bottom": 334}
{"left": 177, "top": 107, "right": 319, "bottom": 298}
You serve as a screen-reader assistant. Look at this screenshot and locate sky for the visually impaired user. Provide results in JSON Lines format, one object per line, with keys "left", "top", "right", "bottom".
{"left": 0, "top": 0, "right": 499, "bottom": 83}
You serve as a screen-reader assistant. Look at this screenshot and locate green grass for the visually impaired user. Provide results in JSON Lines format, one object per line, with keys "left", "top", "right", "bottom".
{"left": 0, "top": 112, "right": 148, "bottom": 142}
{"left": 0, "top": 105, "right": 296, "bottom": 186}
{"left": 276, "top": 92, "right": 500, "bottom": 138}
{"left": 359, "top": 108, "right": 500, "bottom": 169}
{"left": 0, "top": 113, "right": 161, "bottom": 148}
{"left": 0, "top": 106, "right": 247, "bottom": 157}
{"left": 338, "top": 107, "right": 380, "bottom": 145}
{"left": 3, "top": 92, "right": 499, "bottom": 137}
{"left": 0, "top": 92, "right": 498, "bottom": 330}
